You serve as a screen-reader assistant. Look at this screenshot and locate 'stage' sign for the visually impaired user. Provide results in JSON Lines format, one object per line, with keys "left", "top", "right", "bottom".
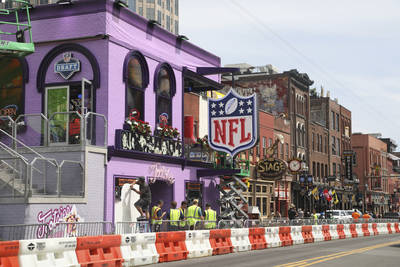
{"left": 208, "top": 89, "right": 258, "bottom": 156}
{"left": 257, "top": 158, "right": 287, "bottom": 178}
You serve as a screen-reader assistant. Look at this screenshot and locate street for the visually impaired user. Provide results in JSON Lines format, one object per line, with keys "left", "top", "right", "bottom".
{"left": 150, "top": 235, "right": 400, "bottom": 267}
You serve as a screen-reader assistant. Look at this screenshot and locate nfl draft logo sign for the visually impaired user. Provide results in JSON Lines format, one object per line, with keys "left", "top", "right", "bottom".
{"left": 208, "top": 89, "right": 258, "bottom": 157}
{"left": 54, "top": 52, "right": 81, "bottom": 80}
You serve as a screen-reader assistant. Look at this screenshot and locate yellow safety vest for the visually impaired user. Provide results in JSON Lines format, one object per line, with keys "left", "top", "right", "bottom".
{"left": 187, "top": 205, "right": 201, "bottom": 226}
{"left": 169, "top": 209, "right": 180, "bottom": 226}
{"left": 151, "top": 206, "right": 162, "bottom": 225}
{"left": 179, "top": 208, "right": 186, "bottom": 227}
{"left": 205, "top": 209, "right": 217, "bottom": 229}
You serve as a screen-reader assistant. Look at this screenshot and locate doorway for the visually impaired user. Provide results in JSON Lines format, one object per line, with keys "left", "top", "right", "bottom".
{"left": 149, "top": 180, "right": 174, "bottom": 213}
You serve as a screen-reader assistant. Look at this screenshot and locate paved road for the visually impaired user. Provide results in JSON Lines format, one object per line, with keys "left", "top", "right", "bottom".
{"left": 150, "top": 234, "right": 400, "bottom": 267}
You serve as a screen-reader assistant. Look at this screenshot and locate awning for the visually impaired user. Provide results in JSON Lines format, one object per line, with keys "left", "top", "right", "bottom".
{"left": 196, "top": 67, "right": 240, "bottom": 76}
{"left": 183, "top": 67, "right": 225, "bottom": 93}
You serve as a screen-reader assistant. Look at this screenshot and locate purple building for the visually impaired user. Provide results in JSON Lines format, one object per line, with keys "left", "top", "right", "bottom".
{"left": 0, "top": 0, "right": 231, "bottom": 230}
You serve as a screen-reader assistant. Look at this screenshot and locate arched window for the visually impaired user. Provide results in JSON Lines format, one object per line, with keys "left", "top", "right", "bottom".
{"left": 154, "top": 63, "right": 176, "bottom": 126}
{"left": 124, "top": 51, "right": 149, "bottom": 121}
{"left": 301, "top": 125, "right": 305, "bottom": 147}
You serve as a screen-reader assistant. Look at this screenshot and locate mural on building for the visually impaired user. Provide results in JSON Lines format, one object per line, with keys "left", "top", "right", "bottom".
{"left": 36, "top": 205, "right": 83, "bottom": 238}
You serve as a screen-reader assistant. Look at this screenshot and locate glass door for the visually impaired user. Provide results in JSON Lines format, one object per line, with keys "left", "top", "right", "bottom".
{"left": 46, "top": 86, "right": 69, "bottom": 145}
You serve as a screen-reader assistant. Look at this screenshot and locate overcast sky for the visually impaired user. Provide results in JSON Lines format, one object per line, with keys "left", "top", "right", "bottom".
{"left": 180, "top": 0, "right": 400, "bottom": 149}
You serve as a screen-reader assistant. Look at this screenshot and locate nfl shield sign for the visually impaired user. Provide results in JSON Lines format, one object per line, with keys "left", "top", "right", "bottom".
{"left": 208, "top": 89, "right": 258, "bottom": 157}
{"left": 54, "top": 52, "right": 81, "bottom": 80}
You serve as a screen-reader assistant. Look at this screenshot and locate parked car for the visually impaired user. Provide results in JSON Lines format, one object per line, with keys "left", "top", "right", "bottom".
{"left": 383, "top": 212, "right": 400, "bottom": 221}
{"left": 326, "top": 210, "right": 353, "bottom": 223}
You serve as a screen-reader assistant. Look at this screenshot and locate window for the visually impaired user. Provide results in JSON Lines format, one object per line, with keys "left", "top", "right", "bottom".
{"left": 256, "top": 145, "right": 260, "bottom": 158}
{"left": 285, "top": 143, "right": 289, "bottom": 160}
{"left": 256, "top": 198, "right": 261, "bottom": 212}
{"left": 174, "top": 21, "right": 178, "bottom": 34}
{"left": 319, "top": 135, "right": 322, "bottom": 152}
{"left": 125, "top": 52, "right": 149, "bottom": 120}
{"left": 193, "top": 121, "right": 198, "bottom": 139}
{"left": 248, "top": 197, "right": 253, "bottom": 206}
{"left": 256, "top": 185, "right": 261, "bottom": 192}
{"left": 158, "top": 0, "right": 161, "bottom": 4}
{"left": 146, "top": 8, "right": 155, "bottom": 20}
{"left": 147, "top": 0, "right": 155, "bottom": 2}
{"left": 262, "top": 186, "right": 267, "bottom": 193}
{"left": 337, "top": 137, "right": 340, "bottom": 155}
{"left": 353, "top": 152, "right": 357, "bottom": 165}
{"left": 128, "top": 0, "right": 136, "bottom": 11}
{"left": 157, "top": 10, "right": 162, "bottom": 23}
{"left": 331, "top": 111, "right": 335, "bottom": 130}
{"left": 280, "top": 142, "right": 284, "bottom": 159}
{"left": 175, "top": 0, "right": 178, "bottom": 15}
{"left": 332, "top": 136, "right": 336, "bottom": 155}
{"left": 312, "top": 162, "right": 316, "bottom": 177}
{"left": 155, "top": 64, "right": 175, "bottom": 126}
{"left": 268, "top": 138, "right": 273, "bottom": 148}
{"left": 139, "top": 7, "right": 143, "bottom": 15}
{"left": 317, "top": 163, "right": 320, "bottom": 178}
{"left": 325, "top": 164, "right": 328, "bottom": 177}
{"left": 249, "top": 185, "right": 253, "bottom": 193}
{"left": 312, "top": 133, "right": 315, "bottom": 151}
{"left": 302, "top": 125, "right": 305, "bottom": 147}
{"left": 321, "top": 164, "right": 324, "bottom": 180}
{"left": 166, "top": 15, "right": 170, "bottom": 31}
{"left": 325, "top": 136, "right": 328, "bottom": 154}
{"left": 0, "top": 57, "right": 24, "bottom": 126}
{"left": 333, "top": 163, "right": 336, "bottom": 175}
{"left": 262, "top": 198, "right": 267, "bottom": 216}
{"left": 336, "top": 113, "right": 340, "bottom": 132}
{"left": 166, "top": 0, "right": 171, "bottom": 10}
{"left": 262, "top": 136, "right": 266, "bottom": 157}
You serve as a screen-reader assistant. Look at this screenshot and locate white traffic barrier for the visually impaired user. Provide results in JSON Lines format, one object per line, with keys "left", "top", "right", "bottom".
{"left": 329, "top": 224, "right": 339, "bottom": 240}
{"left": 379, "top": 223, "right": 388, "bottom": 235}
{"left": 265, "top": 227, "right": 282, "bottom": 248}
{"left": 120, "top": 233, "right": 159, "bottom": 266}
{"left": 312, "top": 225, "right": 324, "bottom": 242}
{"left": 230, "top": 228, "right": 251, "bottom": 252}
{"left": 368, "top": 224, "right": 374, "bottom": 235}
{"left": 19, "top": 237, "right": 79, "bottom": 267}
{"left": 343, "top": 224, "right": 352, "bottom": 239}
{"left": 185, "top": 230, "right": 213, "bottom": 258}
{"left": 290, "top": 226, "right": 304, "bottom": 245}
{"left": 355, "top": 224, "right": 364, "bottom": 237}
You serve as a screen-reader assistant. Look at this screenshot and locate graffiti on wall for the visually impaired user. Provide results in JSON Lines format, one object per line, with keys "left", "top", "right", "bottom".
{"left": 36, "top": 205, "right": 83, "bottom": 238}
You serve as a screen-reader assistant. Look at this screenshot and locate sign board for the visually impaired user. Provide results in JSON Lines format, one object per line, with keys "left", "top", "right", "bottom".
{"left": 208, "top": 89, "right": 258, "bottom": 157}
{"left": 343, "top": 150, "right": 354, "bottom": 181}
{"left": 257, "top": 158, "right": 287, "bottom": 179}
{"left": 54, "top": 52, "right": 81, "bottom": 80}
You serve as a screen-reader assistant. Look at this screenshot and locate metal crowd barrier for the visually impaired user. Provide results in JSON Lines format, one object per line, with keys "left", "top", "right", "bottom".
{"left": 48, "top": 222, "right": 114, "bottom": 238}
{"left": 0, "top": 223, "right": 50, "bottom": 241}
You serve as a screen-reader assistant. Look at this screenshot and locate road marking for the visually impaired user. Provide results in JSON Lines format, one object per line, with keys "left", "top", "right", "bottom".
{"left": 274, "top": 240, "right": 400, "bottom": 267}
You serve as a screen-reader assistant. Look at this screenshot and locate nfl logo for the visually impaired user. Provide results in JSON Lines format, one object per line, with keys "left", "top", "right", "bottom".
{"left": 208, "top": 89, "right": 258, "bottom": 157}
{"left": 63, "top": 52, "right": 72, "bottom": 63}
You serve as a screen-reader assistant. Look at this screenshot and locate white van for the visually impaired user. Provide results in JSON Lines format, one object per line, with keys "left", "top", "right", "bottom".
{"left": 326, "top": 210, "right": 353, "bottom": 223}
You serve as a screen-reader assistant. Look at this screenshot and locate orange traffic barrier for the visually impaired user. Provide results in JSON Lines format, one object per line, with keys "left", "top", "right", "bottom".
{"left": 349, "top": 224, "right": 358, "bottom": 238}
{"left": 301, "top": 226, "right": 314, "bottom": 243}
{"left": 0, "top": 241, "right": 19, "bottom": 267}
{"left": 361, "top": 224, "right": 370, "bottom": 236}
{"left": 372, "top": 224, "right": 379, "bottom": 235}
{"left": 322, "top": 225, "right": 331, "bottom": 241}
{"left": 394, "top": 223, "right": 400, "bottom": 233}
{"left": 156, "top": 231, "right": 188, "bottom": 263}
{"left": 336, "top": 225, "right": 346, "bottom": 239}
{"left": 76, "top": 235, "right": 123, "bottom": 267}
{"left": 209, "top": 229, "right": 233, "bottom": 255}
{"left": 278, "top": 227, "right": 293, "bottom": 246}
{"left": 248, "top": 228, "right": 267, "bottom": 250}
{"left": 387, "top": 223, "right": 393, "bottom": 234}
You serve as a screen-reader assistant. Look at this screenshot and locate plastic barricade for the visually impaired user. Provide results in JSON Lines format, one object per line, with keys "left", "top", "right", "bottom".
{"left": 278, "top": 227, "right": 293, "bottom": 246}
{"left": 311, "top": 225, "right": 324, "bottom": 242}
{"left": 209, "top": 229, "right": 233, "bottom": 255}
{"left": 387, "top": 223, "right": 393, "bottom": 234}
{"left": 336, "top": 225, "right": 346, "bottom": 239}
{"left": 301, "top": 226, "right": 314, "bottom": 244}
{"left": 19, "top": 238, "right": 78, "bottom": 267}
{"left": 230, "top": 228, "right": 251, "bottom": 252}
{"left": 0, "top": 241, "right": 19, "bottom": 267}
{"left": 377, "top": 223, "right": 387, "bottom": 235}
{"left": 155, "top": 231, "right": 188, "bottom": 263}
{"left": 248, "top": 228, "right": 267, "bottom": 250}
{"left": 371, "top": 224, "right": 379, "bottom": 236}
{"left": 329, "top": 224, "right": 339, "bottom": 240}
{"left": 120, "top": 233, "right": 159, "bottom": 266}
{"left": 356, "top": 224, "right": 364, "bottom": 237}
{"left": 290, "top": 226, "right": 304, "bottom": 245}
{"left": 76, "top": 235, "right": 123, "bottom": 267}
{"left": 265, "top": 227, "right": 282, "bottom": 248}
{"left": 322, "top": 225, "right": 331, "bottom": 241}
{"left": 349, "top": 224, "right": 358, "bottom": 238}
{"left": 361, "top": 224, "right": 370, "bottom": 237}
{"left": 394, "top": 223, "right": 400, "bottom": 233}
{"left": 185, "top": 230, "right": 213, "bottom": 258}
{"left": 343, "top": 224, "right": 352, "bottom": 239}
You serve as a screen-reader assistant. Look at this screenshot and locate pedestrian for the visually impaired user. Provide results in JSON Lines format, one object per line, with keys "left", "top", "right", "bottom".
{"left": 298, "top": 208, "right": 304, "bottom": 219}
{"left": 179, "top": 201, "right": 188, "bottom": 230}
{"left": 204, "top": 203, "right": 217, "bottom": 229}
{"left": 186, "top": 199, "right": 204, "bottom": 230}
{"left": 130, "top": 177, "right": 151, "bottom": 220}
{"left": 312, "top": 209, "right": 318, "bottom": 225}
{"left": 151, "top": 200, "right": 166, "bottom": 232}
{"left": 167, "top": 201, "right": 183, "bottom": 231}
{"left": 288, "top": 204, "right": 297, "bottom": 220}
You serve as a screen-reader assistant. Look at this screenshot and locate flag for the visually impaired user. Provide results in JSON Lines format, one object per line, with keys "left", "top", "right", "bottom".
{"left": 311, "top": 187, "right": 319, "bottom": 200}
{"left": 332, "top": 190, "right": 339, "bottom": 205}
{"left": 324, "top": 189, "right": 332, "bottom": 202}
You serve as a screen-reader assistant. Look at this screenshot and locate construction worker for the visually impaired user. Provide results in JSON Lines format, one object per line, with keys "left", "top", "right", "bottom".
{"left": 179, "top": 201, "right": 188, "bottom": 230}
{"left": 352, "top": 210, "right": 360, "bottom": 223}
{"left": 151, "top": 200, "right": 166, "bottom": 232}
{"left": 186, "top": 199, "right": 204, "bottom": 230}
{"left": 312, "top": 209, "right": 318, "bottom": 225}
{"left": 167, "top": 201, "right": 183, "bottom": 231}
{"left": 204, "top": 203, "right": 217, "bottom": 229}
{"left": 362, "top": 212, "right": 371, "bottom": 223}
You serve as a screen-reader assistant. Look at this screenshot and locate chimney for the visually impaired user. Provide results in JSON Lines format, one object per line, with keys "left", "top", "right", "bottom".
{"left": 320, "top": 86, "right": 324, "bottom": 97}
{"left": 327, "top": 90, "right": 330, "bottom": 98}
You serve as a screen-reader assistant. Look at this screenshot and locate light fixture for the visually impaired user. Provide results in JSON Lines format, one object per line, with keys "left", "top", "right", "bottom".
{"left": 114, "top": 0, "right": 128, "bottom": 8}
{"left": 148, "top": 20, "right": 161, "bottom": 26}
{"left": 177, "top": 35, "right": 189, "bottom": 41}
{"left": 56, "top": 0, "right": 73, "bottom": 5}
{"left": 16, "top": 30, "right": 25, "bottom": 43}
